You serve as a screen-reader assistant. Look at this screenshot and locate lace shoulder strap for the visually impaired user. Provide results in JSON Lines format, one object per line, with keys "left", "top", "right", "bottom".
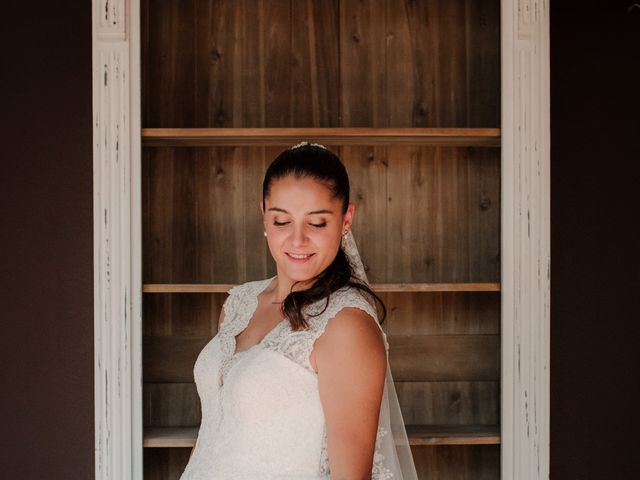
{"left": 220, "top": 278, "right": 270, "bottom": 331}
{"left": 306, "top": 286, "right": 389, "bottom": 352}
{"left": 220, "top": 283, "right": 245, "bottom": 326}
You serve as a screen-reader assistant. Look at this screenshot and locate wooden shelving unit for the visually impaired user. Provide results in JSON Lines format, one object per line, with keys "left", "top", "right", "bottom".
{"left": 142, "top": 127, "right": 501, "bottom": 147}
{"left": 143, "top": 425, "right": 500, "bottom": 448}
{"left": 141, "top": 1, "right": 502, "bottom": 478}
{"left": 143, "top": 282, "right": 501, "bottom": 294}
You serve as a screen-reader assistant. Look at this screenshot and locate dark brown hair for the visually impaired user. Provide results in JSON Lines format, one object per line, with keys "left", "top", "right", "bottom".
{"left": 262, "top": 143, "right": 387, "bottom": 330}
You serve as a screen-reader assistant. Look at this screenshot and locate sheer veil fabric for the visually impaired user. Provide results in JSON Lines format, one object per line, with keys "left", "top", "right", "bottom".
{"left": 341, "top": 230, "right": 419, "bottom": 479}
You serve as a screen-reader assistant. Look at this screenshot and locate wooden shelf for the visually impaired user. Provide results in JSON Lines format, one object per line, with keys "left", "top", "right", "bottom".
{"left": 141, "top": 128, "right": 501, "bottom": 147}
{"left": 143, "top": 425, "right": 500, "bottom": 448}
{"left": 143, "top": 282, "right": 501, "bottom": 293}
{"left": 405, "top": 424, "right": 500, "bottom": 446}
{"left": 144, "top": 427, "right": 199, "bottom": 448}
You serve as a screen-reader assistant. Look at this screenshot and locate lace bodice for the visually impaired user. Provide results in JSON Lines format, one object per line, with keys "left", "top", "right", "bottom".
{"left": 179, "top": 275, "right": 392, "bottom": 480}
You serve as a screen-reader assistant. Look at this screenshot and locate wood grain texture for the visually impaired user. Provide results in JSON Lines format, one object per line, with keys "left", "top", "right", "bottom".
{"left": 143, "top": 145, "right": 499, "bottom": 284}
{"left": 143, "top": 384, "right": 201, "bottom": 428}
{"left": 381, "top": 291, "right": 500, "bottom": 335}
{"left": 384, "top": 146, "right": 500, "bottom": 283}
{"left": 142, "top": 0, "right": 198, "bottom": 127}
{"left": 501, "top": 0, "right": 551, "bottom": 478}
{"left": 141, "top": 379, "right": 499, "bottom": 428}
{"left": 143, "top": 334, "right": 499, "bottom": 383}
{"left": 141, "top": 127, "right": 501, "bottom": 146}
{"left": 144, "top": 428, "right": 199, "bottom": 448}
{"left": 406, "top": 424, "right": 500, "bottom": 445}
{"left": 142, "top": 290, "right": 225, "bottom": 338}
{"left": 94, "top": 2, "right": 143, "bottom": 478}
{"left": 389, "top": 335, "right": 500, "bottom": 381}
{"left": 143, "top": 380, "right": 500, "bottom": 427}
{"left": 410, "top": 444, "right": 500, "bottom": 479}
{"left": 397, "top": 381, "right": 500, "bottom": 425}
{"left": 142, "top": 0, "right": 500, "bottom": 128}
{"left": 143, "top": 147, "right": 272, "bottom": 283}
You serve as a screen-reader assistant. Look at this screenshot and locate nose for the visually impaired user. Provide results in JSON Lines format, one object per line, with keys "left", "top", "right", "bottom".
{"left": 290, "top": 223, "right": 308, "bottom": 248}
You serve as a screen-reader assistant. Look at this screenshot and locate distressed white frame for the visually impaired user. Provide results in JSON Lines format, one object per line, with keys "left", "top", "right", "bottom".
{"left": 91, "top": 0, "right": 550, "bottom": 478}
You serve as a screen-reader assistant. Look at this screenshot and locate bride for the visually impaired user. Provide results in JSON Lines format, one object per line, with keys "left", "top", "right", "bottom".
{"left": 180, "top": 142, "right": 418, "bottom": 479}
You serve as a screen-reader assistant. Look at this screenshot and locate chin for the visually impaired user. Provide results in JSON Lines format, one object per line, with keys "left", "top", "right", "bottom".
{"left": 279, "top": 264, "right": 319, "bottom": 282}
{"left": 284, "top": 270, "right": 316, "bottom": 282}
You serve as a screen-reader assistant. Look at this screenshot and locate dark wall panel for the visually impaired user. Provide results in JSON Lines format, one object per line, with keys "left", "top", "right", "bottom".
{"left": 0, "top": 2, "right": 94, "bottom": 480}
{"left": 550, "top": 1, "right": 640, "bottom": 478}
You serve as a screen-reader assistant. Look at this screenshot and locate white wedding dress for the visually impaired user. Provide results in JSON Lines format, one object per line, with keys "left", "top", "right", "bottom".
{"left": 179, "top": 275, "right": 395, "bottom": 480}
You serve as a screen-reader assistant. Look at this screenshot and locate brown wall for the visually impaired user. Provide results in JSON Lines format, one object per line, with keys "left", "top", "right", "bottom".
{"left": 550, "top": 1, "right": 640, "bottom": 478}
{"left": 0, "top": 1, "right": 638, "bottom": 479}
{"left": 0, "top": 2, "right": 94, "bottom": 479}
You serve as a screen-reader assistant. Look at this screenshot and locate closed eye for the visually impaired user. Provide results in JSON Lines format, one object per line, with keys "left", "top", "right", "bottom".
{"left": 272, "top": 220, "right": 327, "bottom": 228}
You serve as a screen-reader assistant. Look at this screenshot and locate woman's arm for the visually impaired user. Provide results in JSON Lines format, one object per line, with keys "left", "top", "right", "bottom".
{"left": 314, "top": 307, "right": 387, "bottom": 480}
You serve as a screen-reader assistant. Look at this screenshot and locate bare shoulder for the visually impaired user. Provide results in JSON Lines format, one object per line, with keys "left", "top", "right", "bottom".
{"left": 314, "top": 305, "right": 386, "bottom": 361}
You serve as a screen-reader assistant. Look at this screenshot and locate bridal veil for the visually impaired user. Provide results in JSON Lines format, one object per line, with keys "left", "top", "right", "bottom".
{"left": 341, "top": 229, "right": 419, "bottom": 480}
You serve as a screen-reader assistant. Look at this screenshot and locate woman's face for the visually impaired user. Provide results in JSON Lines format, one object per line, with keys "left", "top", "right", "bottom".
{"left": 261, "top": 174, "right": 354, "bottom": 285}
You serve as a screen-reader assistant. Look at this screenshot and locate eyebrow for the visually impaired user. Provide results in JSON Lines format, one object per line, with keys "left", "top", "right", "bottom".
{"left": 267, "top": 207, "right": 334, "bottom": 215}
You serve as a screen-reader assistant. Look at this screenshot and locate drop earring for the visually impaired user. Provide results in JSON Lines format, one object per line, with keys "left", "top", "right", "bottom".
{"left": 263, "top": 231, "right": 267, "bottom": 237}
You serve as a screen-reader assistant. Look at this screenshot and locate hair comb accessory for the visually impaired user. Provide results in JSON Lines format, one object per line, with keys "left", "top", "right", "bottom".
{"left": 289, "top": 140, "right": 328, "bottom": 150}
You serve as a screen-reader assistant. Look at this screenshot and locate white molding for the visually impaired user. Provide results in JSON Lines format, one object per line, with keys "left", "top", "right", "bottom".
{"left": 501, "top": 0, "right": 551, "bottom": 479}
{"left": 92, "top": 1, "right": 551, "bottom": 478}
{"left": 92, "top": 0, "right": 142, "bottom": 479}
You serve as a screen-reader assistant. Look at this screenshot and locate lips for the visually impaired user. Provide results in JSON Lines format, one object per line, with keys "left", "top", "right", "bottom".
{"left": 286, "top": 252, "right": 315, "bottom": 261}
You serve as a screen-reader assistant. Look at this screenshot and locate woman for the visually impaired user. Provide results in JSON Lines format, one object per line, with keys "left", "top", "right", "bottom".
{"left": 180, "top": 142, "right": 418, "bottom": 479}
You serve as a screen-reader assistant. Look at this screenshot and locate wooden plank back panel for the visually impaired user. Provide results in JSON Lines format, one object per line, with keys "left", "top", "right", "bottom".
{"left": 143, "top": 380, "right": 498, "bottom": 429}
{"left": 143, "top": 292, "right": 500, "bottom": 426}
{"left": 339, "top": 0, "right": 387, "bottom": 126}
{"left": 144, "top": 383, "right": 201, "bottom": 428}
{"left": 341, "top": 145, "right": 389, "bottom": 280}
{"left": 143, "top": 445, "right": 498, "bottom": 480}
{"left": 143, "top": 146, "right": 499, "bottom": 284}
{"left": 144, "top": 448, "right": 191, "bottom": 480}
{"left": 380, "top": 291, "right": 500, "bottom": 335}
{"left": 142, "top": 292, "right": 224, "bottom": 337}
{"left": 141, "top": 0, "right": 199, "bottom": 128}
{"left": 142, "top": 0, "right": 500, "bottom": 128}
{"left": 397, "top": 381, "right": 499, "bottom": 425}
{"left": 141, "top": 2, "right": 501, "bottom": 478}
{"left": 389, "top": 335, "right": 500, "bottom": 381}
{"left": 143, "top": 147, "right": 271, "bottom": 283}
{"left": 143, "top": 334, "right": 498, "bottom": 383}
{"left": 384, "top": 145, "right": 500, "bottom": 283}
{"left": 411, "top": 445, "right": 500, "bottom": 480}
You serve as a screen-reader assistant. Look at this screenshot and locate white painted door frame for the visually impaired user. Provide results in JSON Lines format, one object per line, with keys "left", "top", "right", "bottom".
{"left": 91, "top": 0, "right": 550, "bottom": 478}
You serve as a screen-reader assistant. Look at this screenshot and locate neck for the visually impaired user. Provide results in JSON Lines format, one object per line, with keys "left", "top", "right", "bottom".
{"left": 269, "top": 272, "right": 316, "bottom": 303}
